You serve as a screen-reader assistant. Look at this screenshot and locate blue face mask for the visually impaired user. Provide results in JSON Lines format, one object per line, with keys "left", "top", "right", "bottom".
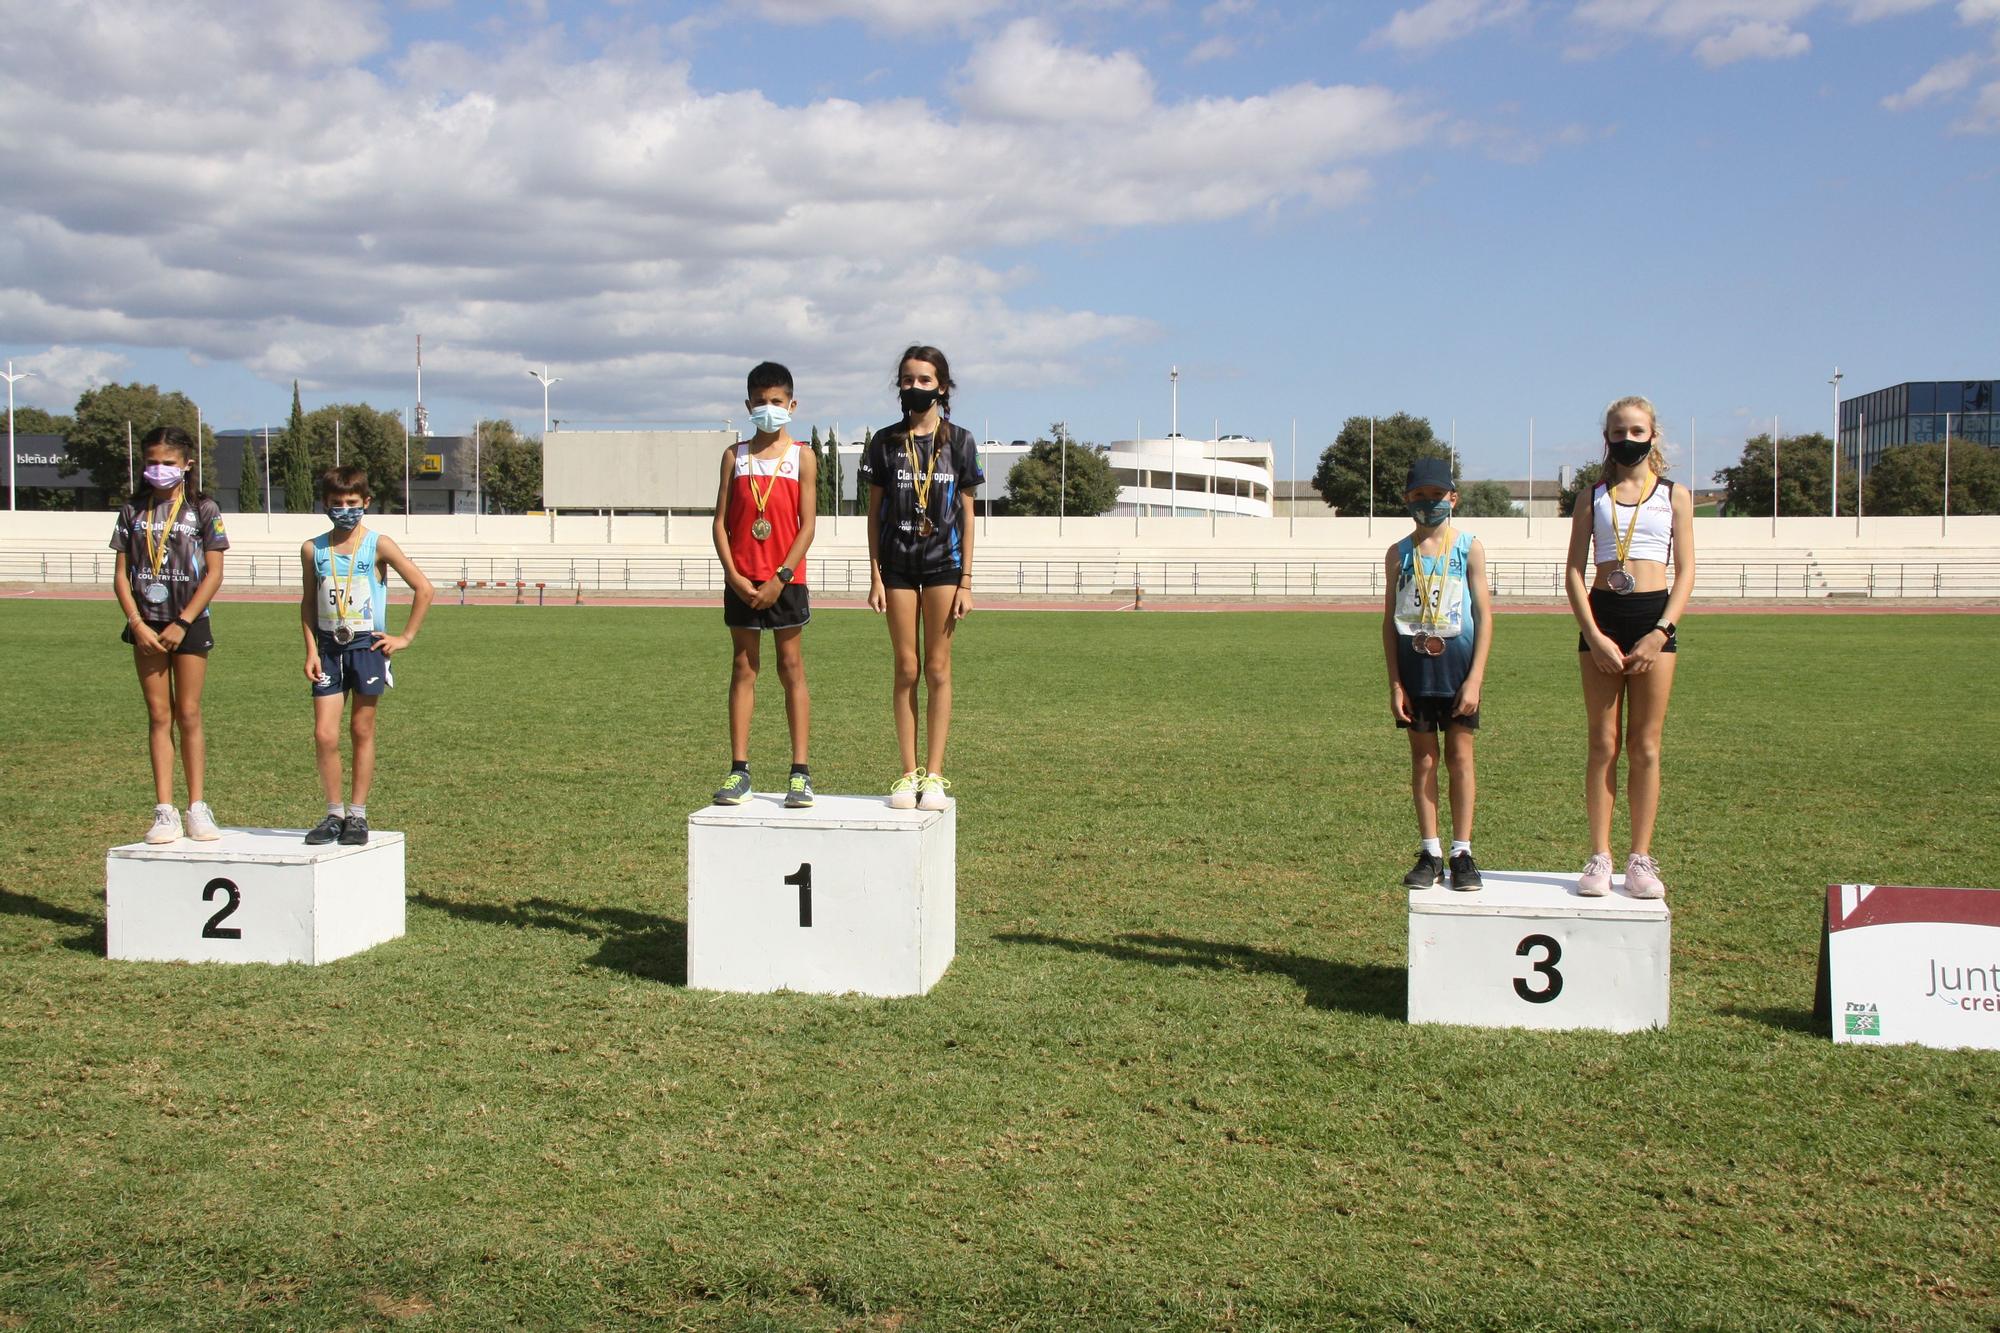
{"left": 748, "top": 403, "right": 791, "bottom": 433}
{"left": 1408, "top": 499, "right": 1453, "bottom": 527}
{"left": 326, "top": 506, "right": 365, "bottom": 530}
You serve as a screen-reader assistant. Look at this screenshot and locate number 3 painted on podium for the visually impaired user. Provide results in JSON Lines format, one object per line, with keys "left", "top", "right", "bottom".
{"left": 201, "top": 877, "right": 243, "bottom": 940}
{"left": 1513, "top": 933, "right": 1562, "bottom": 1003}
{"left": 785, "top": 863, "right": 812, "bottom": 927}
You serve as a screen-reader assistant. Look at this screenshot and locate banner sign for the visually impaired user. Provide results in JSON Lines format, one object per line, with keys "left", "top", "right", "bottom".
{"left": 1817, "top": 884, "right": 2000, "bottom": 1051}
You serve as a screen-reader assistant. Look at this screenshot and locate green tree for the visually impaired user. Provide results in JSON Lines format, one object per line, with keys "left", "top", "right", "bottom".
{"left": 857, "top": 428, "right": 873, "bottom": 516}
{"left": 476, "top": 418, "right": 543, "bottom": 513}
{"left": 1557, "top": 463, "right": 1604, "bottom": 518}
{"left": 64, "top": 382, "right": 217, "bottom": 502}
{"left": 281, "top": 380, "right": 315, "bottom": 512}
{"left": 1003, "top": 426, "right": 1119, "bottom": 517}
{"left": 238, "top": 430, "right": 267, "bottom": 512}
{"left": 1716, "top": 433, "right": 1856, "bottom": 517}
{"left": 1453, "top": 479, "right": 1515, "bottom": 518}
{"left": 6, "top": 406, "right": 72, "bottom": 437}
{"left": 299, "top": 404, "right": 411, "bottom": 513}
{"left": 1310, "top": 413, "right": 1451, "bottom": 515}
{"left": 1863, "top": 440, "right": 2000, "bottom": 516}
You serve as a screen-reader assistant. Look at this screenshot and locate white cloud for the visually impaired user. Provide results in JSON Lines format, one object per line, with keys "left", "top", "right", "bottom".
{"left": 751, "top": 0, "right": 1014, "bottom": 32}
{"left": 1187, "top": 34, "right": 1238, "bottom": 62}
{"left": 1694, "top": 19, "right": 1812, "bottom": 62}
{"left": 1569, "top": 0, "right": 1945, "bottom": 62}
{"left": 8, "top": 345, "right": 132, "bottom": 410}
{"left": 1882, "top": 51, "right": 1984, "bottom": 106}
{"left": 0, "top": 0, "right": 1435, "bottom": 422}
{"left": 1955, "top": 76, "right": 2000, "bottom": 127}
{"left": 1372, "top": 0, "right": 1527, "bottom": 52}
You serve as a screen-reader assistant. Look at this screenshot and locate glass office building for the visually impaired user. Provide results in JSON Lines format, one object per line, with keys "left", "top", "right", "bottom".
{"left": 1838, "top": 380, "right": 1997, "bottom": 474}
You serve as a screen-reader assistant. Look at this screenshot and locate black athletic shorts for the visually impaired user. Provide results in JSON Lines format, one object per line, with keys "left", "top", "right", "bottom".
{"left": 724, "top": 583, "right": 811, "bottom": 631}
{"left": 1397, "top": 695, "right": 1480, "bottom": 733}
{"left": 122, "top": 617, "right": 214, "bottom": 655}
{"left": 879, "top": 563, "right": 963, "bottom": 591}
{"left": 1580, "top": 588, "right": 1676, "bottom": 654}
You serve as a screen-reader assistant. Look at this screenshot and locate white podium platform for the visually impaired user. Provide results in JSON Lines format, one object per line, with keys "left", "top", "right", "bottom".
{"left": 1408, "top": 872, "right": 1670, "bottom": 1033}
{"left": 106, "top": 828, "right": 406, "bottom": 965}
{"left": 687, "top": 794, "right": 954, "bottom": 997}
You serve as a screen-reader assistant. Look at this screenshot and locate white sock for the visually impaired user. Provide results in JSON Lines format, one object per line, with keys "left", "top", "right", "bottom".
{"left": 1420, "top": 837, "right": 1442, "bottom": 856}
{"left": 1451, "top": 840, "right": 1471, "bottom": 857}
{"left": 327, "top": 802, "right": 346, "bottom": 818}
{"left": 155, "top": 802, "right": 175, "bottom": 815}
{"left": 348, "top": 804, "right": 366, "bottom": 819}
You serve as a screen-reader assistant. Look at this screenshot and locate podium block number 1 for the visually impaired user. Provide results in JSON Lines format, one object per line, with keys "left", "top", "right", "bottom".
{"left": 202, "top": 877, "right": 244, "bottom": 941}
{"left": 786, "top": 863, "right": 812, "bottom": 928}
{"left": 1513, "top": 933, "right": 1562, "bottom": 1003}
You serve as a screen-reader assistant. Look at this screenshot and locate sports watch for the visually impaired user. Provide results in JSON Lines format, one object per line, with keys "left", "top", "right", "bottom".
{"left": 1653, "top": 620, "right": 1676, "bottom": 644}
{"left": 777, "top": 566, "right": 794, "bottom": 585}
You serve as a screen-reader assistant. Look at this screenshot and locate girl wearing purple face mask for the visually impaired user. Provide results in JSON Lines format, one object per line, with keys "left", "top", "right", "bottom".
{"left": 109, "top": 425, "right": 230, "bottom": 844}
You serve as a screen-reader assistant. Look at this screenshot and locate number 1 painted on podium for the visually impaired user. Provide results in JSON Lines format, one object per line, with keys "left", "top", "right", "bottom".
{"left": 785, "top": 863, "right": 812, "bottom": 927}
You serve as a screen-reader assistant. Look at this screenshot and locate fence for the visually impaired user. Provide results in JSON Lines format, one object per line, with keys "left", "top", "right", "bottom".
{"left": 7, "top": 551, "right": 2000, "bottom": 600}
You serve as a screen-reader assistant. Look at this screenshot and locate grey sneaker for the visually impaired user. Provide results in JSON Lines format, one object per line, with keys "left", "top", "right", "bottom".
{"left": 338, "top": 814, "right": 370, "bottom": 846}
{"left": 784, "top": 771, "right": 815, "bottom": 808}
{"left": 1577, "top": 852, "right": 1614, "bottom": 897}
{"left": 714, "top": 770, "right": 752, "bottom": 806}
{"left": 185, "top": 801, "right": 222, "bottom": 841}
{"left": 1625, "top": 853, "right": 1666, "bottom": 899}
{"left": 145, "top": 804, "right": 183, "bottom": 845}
{"left": 1402, "top": 851, "right": 1444, "bottom": 888}
{"left": 304, "top": 814, "right": 345, "bottom": 846}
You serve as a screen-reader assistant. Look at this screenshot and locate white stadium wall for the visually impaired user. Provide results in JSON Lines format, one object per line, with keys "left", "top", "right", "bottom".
{"left": 541, "top": 429, "right": 736, "bottom": 511}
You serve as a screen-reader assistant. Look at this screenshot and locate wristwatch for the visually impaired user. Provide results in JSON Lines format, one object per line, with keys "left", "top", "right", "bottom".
{"left": 777, "top": 566, "right": 794, "bottom": 585}
{"left": 1653, "top": 620, "right": 1676, "bottom": 643}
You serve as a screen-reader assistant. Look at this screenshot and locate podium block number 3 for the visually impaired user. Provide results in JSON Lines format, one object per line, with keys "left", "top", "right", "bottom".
{"left": 785, "top": 863, "right": 812, "bottom": 928}
{"left": 202, "top": 877, "right": 244, "bottom": 940}
{"left": 1513, "top": 933, "right": 1562, "bottom": 1003}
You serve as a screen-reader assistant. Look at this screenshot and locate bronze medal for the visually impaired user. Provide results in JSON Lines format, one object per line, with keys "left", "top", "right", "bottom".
{"left": 751, "top": 518, "right": 773, "bottom": 541}
{"left": 917, "top": 515, "right": 935, "bottom": 538}
{"left": 1418, "top": 632, "right": 1445, "bottom": 657}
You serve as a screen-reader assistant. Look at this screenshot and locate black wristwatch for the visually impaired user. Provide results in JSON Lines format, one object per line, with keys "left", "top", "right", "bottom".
{"left": 1653, "top": 620, "right": 1676, "bottom": 643}
{"left": 776, "top": 566, "right": 794, "bottom": 585}
{"left": 171, "top": 617, "right": 193, "bottom": 631}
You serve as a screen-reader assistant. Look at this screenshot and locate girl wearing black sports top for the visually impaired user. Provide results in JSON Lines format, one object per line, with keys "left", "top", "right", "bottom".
{"left": 1564, "top": 395, "right": 1696, "bottom": 900}
{"left": 860, "top": 345, "right": 983, "bottom": 810}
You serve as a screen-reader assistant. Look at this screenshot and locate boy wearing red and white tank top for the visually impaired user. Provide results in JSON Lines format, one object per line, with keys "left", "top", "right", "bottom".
{"left": 711, "top": 361, "right": 819, "bottom": 809}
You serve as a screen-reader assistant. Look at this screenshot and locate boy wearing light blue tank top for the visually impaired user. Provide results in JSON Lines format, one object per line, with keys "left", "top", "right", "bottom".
{"left": 1382, "top": 457, "right": 1492, "bottom": 892}
{"left": 298, "top": 466, "right": 435, "bottom": 846}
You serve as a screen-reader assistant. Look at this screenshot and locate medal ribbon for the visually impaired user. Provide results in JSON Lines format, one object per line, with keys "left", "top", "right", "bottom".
{"left": 144, "top": 488, "right": 187, "bottom": 588}
{"left": 1410, "top": 528, "right": 1453, "bottom": 634}
{"left": 1612, "top": 475, "right": 1658, "bottom": 568}
{"left": 746, "top": 446, "right": 780, "bottom": 520}
{"left": 330, "top": 544, "right": 362, "bottom": 626}
{"left": 904, "top": 429, "right": 939, "bottom": 524}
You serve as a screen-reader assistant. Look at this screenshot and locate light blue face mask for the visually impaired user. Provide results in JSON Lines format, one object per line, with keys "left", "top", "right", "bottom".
{"left": 326, "top": 506, "right": 365, "bottom": 530}
{"left": 748, "top": 403, "right": 791, "bottom": 433}
{"left": 1408, "top": 499, "right": 1453, "bottom": 527}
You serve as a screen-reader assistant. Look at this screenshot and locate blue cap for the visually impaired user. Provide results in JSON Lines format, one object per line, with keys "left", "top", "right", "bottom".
{"left": 1405, "top": 457, "right": 1455, "bottom": 492}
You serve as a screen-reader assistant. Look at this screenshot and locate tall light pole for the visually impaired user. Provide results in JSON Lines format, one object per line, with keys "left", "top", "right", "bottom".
{"left": 1057, "top": 420, "right": 1067, "bottom": 536}
{"left": 3, "top": 361, "right": 35, "bottom": 511}
{"left": 1772, "top": 414, "right": 1780, "bottom": 537}
{"left": 1168, "top": 365, "right": 1179, "bottom": 519}
{"left": 528, "top": 365, "right": 561, "bottom": 437}
{"left": 473, "top": 419, "right": 481, "bottom": 529}
{"left": 1828, "top": 367, "right": 1843, "bottom": 517}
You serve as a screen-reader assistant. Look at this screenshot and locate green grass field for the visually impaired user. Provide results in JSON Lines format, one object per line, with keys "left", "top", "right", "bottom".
{"left": 2, "top": 599, "right": 1997, "bottom": 1330}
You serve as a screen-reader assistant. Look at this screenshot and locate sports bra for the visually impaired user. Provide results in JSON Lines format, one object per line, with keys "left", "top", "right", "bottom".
{"left": 1592, "top": 477, "right": 1674, "bottom": 564}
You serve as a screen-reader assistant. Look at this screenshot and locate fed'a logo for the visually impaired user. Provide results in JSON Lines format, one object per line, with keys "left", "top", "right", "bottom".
{"left": 1844, "top": 1002, "right": 1881, "bottom": 1037}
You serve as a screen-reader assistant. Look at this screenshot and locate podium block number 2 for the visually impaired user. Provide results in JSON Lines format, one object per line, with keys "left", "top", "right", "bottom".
{"left": 785, "top": 863, "right": 812, "bottom": 928}
{"left": 1513, "top": 933, "right": 1562, "bottom": 1003}
{"left": 202, "top": 877, "right": 244, "bottom": 940}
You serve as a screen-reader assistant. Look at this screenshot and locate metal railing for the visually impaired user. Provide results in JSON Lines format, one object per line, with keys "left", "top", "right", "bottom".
{"left": 7, "top": 551, "right": 1999, "bottom": 599}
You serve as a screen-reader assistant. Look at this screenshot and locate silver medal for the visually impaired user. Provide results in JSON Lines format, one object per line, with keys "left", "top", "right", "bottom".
{"left": 142, "top": 580, "right": 170, "bottom": 605}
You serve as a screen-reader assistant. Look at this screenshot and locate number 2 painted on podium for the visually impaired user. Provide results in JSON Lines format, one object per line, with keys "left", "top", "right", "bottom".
{"left": 1513, "top": 933, "right": 1562, "bottom": 1003}
{"left": 785, "top": 863, "right": 812, "bottom": 927}
{"left": 201, "top": 877, "right": 243, "bottom": 940}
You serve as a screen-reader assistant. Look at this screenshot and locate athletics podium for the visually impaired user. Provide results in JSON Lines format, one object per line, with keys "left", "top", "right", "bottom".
{"left": 106, "top": 828, "right": 406, "bottom": 965}
{"left": 1408, "top": 872, "right": 1671, "bottom": 1032}
{"left": 687, "top": 795, "right": 955, "bottom": 996}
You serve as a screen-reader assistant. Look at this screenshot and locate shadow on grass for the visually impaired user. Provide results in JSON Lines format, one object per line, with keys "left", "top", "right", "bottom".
{"left": 0, "top": 888, "right": 106, "bottom": 955}
{"left": 410, "top": 892, "right": 686, "bottom": 986}
{"left": 1720, "top": 1004, "right": 1824, "bottom": 1036}
{"left": 996, "top": 931, "right": 1404, "bottom": 1019}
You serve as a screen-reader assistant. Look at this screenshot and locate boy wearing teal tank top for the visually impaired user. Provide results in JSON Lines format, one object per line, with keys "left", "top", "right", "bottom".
{"left": 298, "top": 466, "right": 436, "bottom": 846}
{"left": 1382, "top": 457, "right": 1492, "bottom": 891}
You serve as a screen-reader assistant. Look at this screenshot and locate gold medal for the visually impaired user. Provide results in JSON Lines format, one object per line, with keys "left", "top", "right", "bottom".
{"left": 751, "top": 517, "right": 773, "bottom": 541}
{"left": 905, "top": 430, "right": 941, "bottom": 540}
{"left": 745, "top": 446, "right": 781, "bottom": 540}
{"left": 917, "top": 515, "right": 935, "bottom": 537}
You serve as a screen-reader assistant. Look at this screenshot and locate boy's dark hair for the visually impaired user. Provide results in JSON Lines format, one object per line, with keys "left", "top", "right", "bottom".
{"left": 747, "top": 361, "right": 793, "bottom": 398}
{"left": 320, "top": 465, "right": 372, "bottom": 501}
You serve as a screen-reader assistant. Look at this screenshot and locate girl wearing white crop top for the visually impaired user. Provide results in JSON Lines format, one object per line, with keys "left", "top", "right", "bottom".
{"left": 1564, "top": 395, "right": 1696, "bottom": 900}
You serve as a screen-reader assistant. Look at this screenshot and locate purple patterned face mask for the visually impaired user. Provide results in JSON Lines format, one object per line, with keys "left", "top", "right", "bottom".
{"left": 143, "top": 463, "right": 184, "bottom": 490}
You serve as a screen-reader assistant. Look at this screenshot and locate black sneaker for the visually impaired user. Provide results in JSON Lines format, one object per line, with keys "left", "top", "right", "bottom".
{"left": 1448, "top": 850, "right": 1483, "bottom": 891}
{"left": 338, "top": 814, "right": 370, "bottom": 846}
{"left": 1402, "top": 851, "right": 1444, "bottom": 888}
{"left": 304, "top": 814, "right": 345, "bottom": 846}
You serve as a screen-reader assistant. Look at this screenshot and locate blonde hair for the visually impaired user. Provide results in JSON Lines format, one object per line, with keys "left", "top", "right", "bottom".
{"left": 1601, "top": 394, "right": 1670, "bottom": 475}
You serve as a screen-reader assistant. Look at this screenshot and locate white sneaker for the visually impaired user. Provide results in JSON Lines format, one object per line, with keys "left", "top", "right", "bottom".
{"left": 887, "top": 771, "right": 920, "bottom": 810}
{"left": 185, "top": 801, "right": 222, "bottom": 841}
{"left": 917, "top": 773, "right": 952, "bottom": 811}
{"left": 145, "top": 804, "right": 183, "bottom": 844}
{"left": 1577, "top": 852, "right": 1613, "bottom": 897}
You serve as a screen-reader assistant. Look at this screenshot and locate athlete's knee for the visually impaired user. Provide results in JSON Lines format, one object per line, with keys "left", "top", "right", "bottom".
{"left": 172, "top": 700, "right": 204, "bottom": 733}
{"left": 892, "top": 652, "right": 920, "bottom": 689}
{"left": 349, "top": 712, "right": 377, "bottom": 743}
{"left": 1626, "top": 732, "right": 1662, "bottom": 767}
{"left": 731, "top": 648, "right": 760, "bottom": 682}
{"left": 923, "top": 660, "right": 951, "bottom": 693}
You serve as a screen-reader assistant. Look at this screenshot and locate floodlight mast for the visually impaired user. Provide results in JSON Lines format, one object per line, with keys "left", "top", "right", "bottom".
{"left": 3, "top": 361, "right": 36, "bottom": 511}
{"left": 528, "top": 366, "right": 562, "bottom": 437}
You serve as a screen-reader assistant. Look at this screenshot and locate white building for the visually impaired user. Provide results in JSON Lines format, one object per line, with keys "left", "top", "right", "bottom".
{"left": 1105, "top": 435, "right": 1275, "bottom": 518}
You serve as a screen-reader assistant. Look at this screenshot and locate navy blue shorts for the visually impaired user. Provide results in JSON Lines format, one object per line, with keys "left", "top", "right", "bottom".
{"left": 312, "top": 635, "right": 395, "bottom": 697}
{"left": 879, "top": 563, "right": 963, "bottom": 591}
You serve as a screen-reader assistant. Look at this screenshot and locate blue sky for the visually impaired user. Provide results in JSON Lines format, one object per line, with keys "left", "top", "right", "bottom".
{"left": 2, "top": 0, "right": 1995, "bottom": 482}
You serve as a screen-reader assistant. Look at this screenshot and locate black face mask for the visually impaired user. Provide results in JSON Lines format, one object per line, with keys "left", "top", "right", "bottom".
{"left": 1607, "top": 438, "right": 1653, "bottom": 467}
{"left": 900, "top": 386, "right": 942, "bottom": 417}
